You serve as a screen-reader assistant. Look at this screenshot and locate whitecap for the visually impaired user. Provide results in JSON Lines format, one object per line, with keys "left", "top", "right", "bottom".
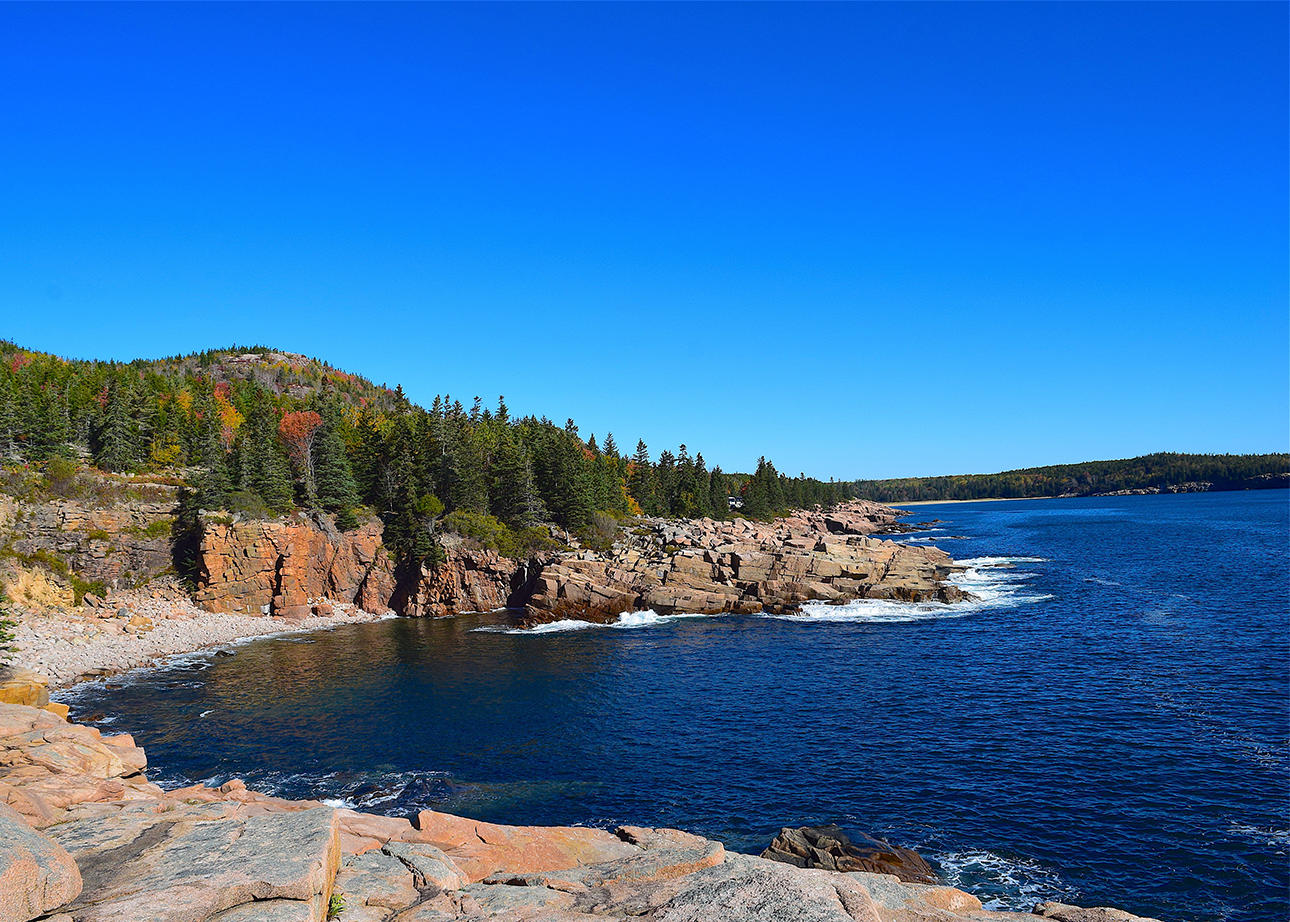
{"left": 475, "top": 610, "right": 716, "bottom": 635}
{"left": 1226, "top": 822, "right": 1290, "bottom": 849}
{"left": 766, "top": 557, "right": 1051, "bottom": 624}
{"left": 932, "top": 848, "right": 1077, "bottom": 911}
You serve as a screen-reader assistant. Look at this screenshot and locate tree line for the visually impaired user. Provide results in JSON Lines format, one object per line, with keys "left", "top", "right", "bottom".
{"left": 849, "top": 453, "right": 1290, "bottom": 503}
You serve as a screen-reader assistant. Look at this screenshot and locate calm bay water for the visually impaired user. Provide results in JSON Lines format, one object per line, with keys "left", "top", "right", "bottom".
{"left": 60, "top": 492, "right": 1289, "bottom": 922}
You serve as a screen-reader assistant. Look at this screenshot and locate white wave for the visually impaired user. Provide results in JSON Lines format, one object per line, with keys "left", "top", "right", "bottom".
{"left": 768, "top": 557, "right": 1051, "bottom": 625}
{"left": 199, "top": 710, "right": 214, "bottom": 718}
{"left": 1227, "top": 822, "right": 1290, "bottom": 849}
{"left": 322, "top": 797, "right": 357, "bottom": 810}
{"left": 933, "top": 848, "right": 1077, "bottom": 911}
{"left": 475, "top": 610, "right": 715, "bottom": 635}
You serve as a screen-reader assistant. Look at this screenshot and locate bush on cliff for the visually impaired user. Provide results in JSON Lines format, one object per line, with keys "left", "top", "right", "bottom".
{"left": 442, "top": 510, "right": 561, "bottom": 559}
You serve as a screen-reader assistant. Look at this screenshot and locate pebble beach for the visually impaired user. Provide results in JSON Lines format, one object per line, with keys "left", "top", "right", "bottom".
{"left": 11, "top": 592, "right": 388, "bottom": 687}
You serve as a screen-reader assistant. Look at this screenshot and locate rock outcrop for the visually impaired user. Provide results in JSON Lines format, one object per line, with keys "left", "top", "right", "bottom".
{"left": 190, "top": 500, "right": 963, "bottom": 625}
{"left": 0, "top": 701, "right": 1163, "bottom": 922}
{"left": 193, "top": 517, "right": 519, "bottom": 619}
{"left": 194, "top": 513, "right": 395, "bottom": 617}
{"left": 761, "top": 825, "right": 939, "bottom": 883}
{"left": 517, "top": 502, "right": 963, "bottom": 626}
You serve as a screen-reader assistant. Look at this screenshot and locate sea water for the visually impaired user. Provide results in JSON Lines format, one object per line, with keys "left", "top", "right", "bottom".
{"left": 60, "top": 491, "right": 1290, "bottom": 922}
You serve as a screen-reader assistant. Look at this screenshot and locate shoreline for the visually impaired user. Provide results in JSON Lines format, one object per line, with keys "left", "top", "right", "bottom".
{"left": 11, "top": 592, "right": 390, "bottom": 689}
{"left": 893, "top": 496, "right": 1061, "bottom": 507}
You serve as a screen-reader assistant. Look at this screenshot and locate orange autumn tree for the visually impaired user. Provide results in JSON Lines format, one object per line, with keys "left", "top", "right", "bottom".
{"left": 279, "top": 410, "right": 323, "bottom": 499}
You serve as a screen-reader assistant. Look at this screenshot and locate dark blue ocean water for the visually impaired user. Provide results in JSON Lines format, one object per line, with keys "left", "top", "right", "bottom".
{"left": 60, "top": 492, "right": 1289, "bottom": 922}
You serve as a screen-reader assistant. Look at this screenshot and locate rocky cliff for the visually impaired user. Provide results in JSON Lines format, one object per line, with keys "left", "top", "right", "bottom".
{"left": 192, "top": 515, "right": 520, "bottom": 619}
{"left": 194, "top": 513, "right": 397, "bottom": 617}
{"left": 517, "top": 501, "right": 964, "bottom": 626}
{"left": 189, "top": 500, "right": 964, "bottom": 626}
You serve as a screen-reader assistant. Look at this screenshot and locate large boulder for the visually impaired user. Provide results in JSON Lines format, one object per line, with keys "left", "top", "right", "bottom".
{"left": 761, "top": 825, "right": 939, "bottom": 884}
{"left": 0, "top": 801, "right": 82, "bottom": 922}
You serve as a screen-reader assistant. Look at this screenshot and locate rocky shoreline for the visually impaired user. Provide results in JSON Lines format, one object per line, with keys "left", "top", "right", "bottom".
{"left": 4, "top": 500, "right": 967, "bottom": 688}
{"left": 0, "top": 695, "right": 1162, "bottom": 922}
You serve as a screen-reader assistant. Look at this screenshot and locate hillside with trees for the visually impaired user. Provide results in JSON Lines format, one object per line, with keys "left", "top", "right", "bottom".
{"left": 850, "top": 453, "right": 1289, "bottom": 504}
{"left": 0, "top": 342, "right": 852, "bottom": 577}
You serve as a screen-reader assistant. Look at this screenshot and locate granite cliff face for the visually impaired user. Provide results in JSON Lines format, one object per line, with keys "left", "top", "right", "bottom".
{"left": 193, "top": 513, "right": 396, "bottom": 618}
{"left": 192, "top": 516, "right": 519, "bottom": 619}
{"left": 188, "top": 501, "right": 965, "bottom": 626}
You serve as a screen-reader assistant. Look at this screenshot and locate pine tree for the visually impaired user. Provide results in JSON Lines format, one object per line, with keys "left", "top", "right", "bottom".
{"left": 94, "top": 382, "right": 137, "bottom": 472}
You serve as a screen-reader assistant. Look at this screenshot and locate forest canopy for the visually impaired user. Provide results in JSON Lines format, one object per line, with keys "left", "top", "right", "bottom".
{"left": 0, "top": 342, "right": 851, "bottom": 570}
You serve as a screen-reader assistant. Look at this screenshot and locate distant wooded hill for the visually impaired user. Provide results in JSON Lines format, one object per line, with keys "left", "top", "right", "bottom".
{"left": 849, "top": 453, "right": 1290, "bottom": 504}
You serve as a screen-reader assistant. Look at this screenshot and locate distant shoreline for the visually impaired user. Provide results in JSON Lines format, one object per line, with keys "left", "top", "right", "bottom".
{"left": 893, "top": 496, "right": 1060, "bottom": 507}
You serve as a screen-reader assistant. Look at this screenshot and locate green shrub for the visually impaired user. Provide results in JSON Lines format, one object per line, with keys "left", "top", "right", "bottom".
{"left": 442, "top": 511, "right": 562, "bottom": 559}
{"left": 43, "top": 457, "right": 79, "bottom": 498}
{"left": 578, "top": 511, "right": 620, "bottom": 554}
{"left": 224, "top": 490, "right": 270, "bottom": 519}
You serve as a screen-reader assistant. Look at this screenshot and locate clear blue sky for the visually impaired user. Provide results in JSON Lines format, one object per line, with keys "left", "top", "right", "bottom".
{"left": 1, "top": 3, "right": 1285, "bottom": 479}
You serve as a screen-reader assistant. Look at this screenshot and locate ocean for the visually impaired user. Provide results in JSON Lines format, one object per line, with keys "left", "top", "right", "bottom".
{"left": 59, "top": 491, "right": 1290, "bottom": 922}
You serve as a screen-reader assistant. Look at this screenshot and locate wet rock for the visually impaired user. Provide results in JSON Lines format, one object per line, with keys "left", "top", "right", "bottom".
{"left": 761, "top": 825, "right": 938, "bottom": 884}
{"left": 0, "top": 801, "right": 82, "bottom": 922}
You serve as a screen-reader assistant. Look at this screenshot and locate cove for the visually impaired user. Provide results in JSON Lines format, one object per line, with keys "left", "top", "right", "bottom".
{"left": 60, "top": 491, "right": 1290, "bottom": 922}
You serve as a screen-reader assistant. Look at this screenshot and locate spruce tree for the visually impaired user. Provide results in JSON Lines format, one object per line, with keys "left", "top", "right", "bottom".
{"left": 94, "top": 382, "right": 137, "bottom": 472}
{"left": 313, "top": 419, "right": 361, "bottom": 528}
{"left": 628, "top": 440, "right": 656, "bottom": 514}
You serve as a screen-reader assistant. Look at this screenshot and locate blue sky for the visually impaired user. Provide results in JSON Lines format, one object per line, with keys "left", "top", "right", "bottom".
{"left": 1, "top": 3, "right": 1285, "bottom": 479}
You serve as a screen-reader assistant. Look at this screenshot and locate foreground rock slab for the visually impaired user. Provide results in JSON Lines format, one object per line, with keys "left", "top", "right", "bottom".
{"left": 0, "top": 801, "right": 82, "bottom": 922}
{"left": 45, "top": 802, "right": 341, "bottom": 922}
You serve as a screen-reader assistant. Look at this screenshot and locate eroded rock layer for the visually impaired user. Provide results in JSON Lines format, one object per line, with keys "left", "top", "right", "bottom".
{"left": 189, "top": 501, "right": 964, "bottom": 625}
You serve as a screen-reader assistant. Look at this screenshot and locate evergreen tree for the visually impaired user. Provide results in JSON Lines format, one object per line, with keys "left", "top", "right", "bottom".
{"left": 628, "top": 440, "right": 657, "bottom": 514}
{"left": 238, "top": 397, "right": 293, "bottom": 513}
{"left": 94, "top": 382, "right": 137, "bottom": 472}
{"left": 314, "top": 414, "right": 361, "bottom": 528}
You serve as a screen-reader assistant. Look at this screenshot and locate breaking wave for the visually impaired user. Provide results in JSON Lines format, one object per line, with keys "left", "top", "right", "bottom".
{"left": 765, "top": 556, "right": 1051, "bottom": 624}
{"left": 474, "top": 610, "right": 717, "bottom": 635}
{"left": 932, "top": 848, "right": 1078, "bottom": 911}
